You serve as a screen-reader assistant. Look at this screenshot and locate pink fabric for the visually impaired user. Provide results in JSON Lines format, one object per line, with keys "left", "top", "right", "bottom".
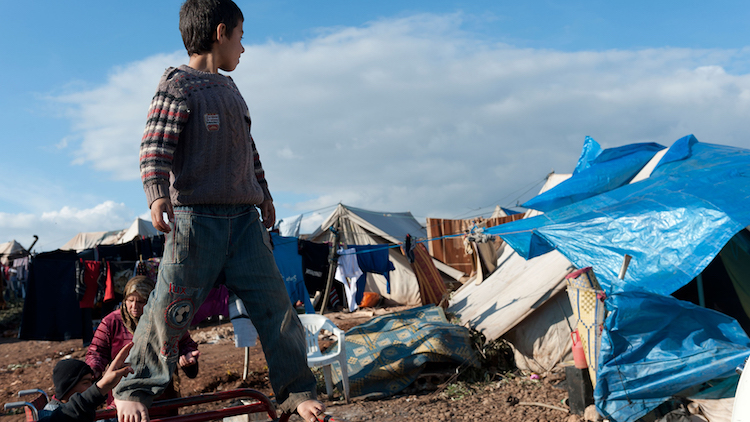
{"left": 85, "top": 310, "right": 198, "bottom": 405}
{"left": 191, "top": 285, "right": 229, "bottom": 325}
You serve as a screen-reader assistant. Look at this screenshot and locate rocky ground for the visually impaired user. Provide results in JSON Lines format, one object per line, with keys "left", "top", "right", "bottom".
{"left": 0, "top": 302, "right": 582, "bottom": 422}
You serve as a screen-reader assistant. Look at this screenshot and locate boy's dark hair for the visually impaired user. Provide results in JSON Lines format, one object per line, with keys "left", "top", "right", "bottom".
{"left": 179, "top": 0, "right": 244, "bottom": 56}
{"left": 53, "top": 359, "right": 94, "bottom": 400}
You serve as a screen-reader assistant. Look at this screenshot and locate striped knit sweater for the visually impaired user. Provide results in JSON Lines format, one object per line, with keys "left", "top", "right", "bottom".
{"left": 139, "top": 65, "right": 272, "bottom": 208}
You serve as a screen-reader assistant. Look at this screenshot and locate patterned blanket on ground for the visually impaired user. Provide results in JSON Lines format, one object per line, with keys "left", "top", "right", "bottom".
{"left": 332, "top": 305, "right": 479, "bottom": 398}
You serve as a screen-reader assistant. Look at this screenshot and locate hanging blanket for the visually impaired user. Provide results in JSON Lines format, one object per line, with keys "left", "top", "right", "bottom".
{"left": 332, "top": 305, "right": 479, "bottom": 399}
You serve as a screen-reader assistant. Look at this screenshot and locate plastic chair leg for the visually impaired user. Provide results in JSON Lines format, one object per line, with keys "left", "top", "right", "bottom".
{"left": 322, "top": 365, "right": 334, "bottom": 398}
{"left": 338, "top": 359, "right": 350, "bottom": 404}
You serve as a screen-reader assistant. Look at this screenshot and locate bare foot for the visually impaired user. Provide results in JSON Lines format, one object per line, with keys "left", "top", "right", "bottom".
{"left": 113, "top": 398, "right": 150, "bottom": 422}
{"left": 297, "top": 399, "right": 325, "bottom": 422}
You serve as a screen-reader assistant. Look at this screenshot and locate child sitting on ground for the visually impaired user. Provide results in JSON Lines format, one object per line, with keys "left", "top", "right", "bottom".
{"left": 38, "top": 343, "right": 133, "bottom": 422}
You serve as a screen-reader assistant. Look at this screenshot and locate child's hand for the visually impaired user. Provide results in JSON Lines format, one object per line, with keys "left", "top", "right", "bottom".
{"left": 96, "top": 342, "right": 134, "bottom": 394}
{"left": 179, "top": 350, "right": 201, "bottom": 367}
{"left": 259, "top": 199, "right": 276, "bottom": 229}
{"left": 150, "top": 197, "right": 174, "bottom": 233}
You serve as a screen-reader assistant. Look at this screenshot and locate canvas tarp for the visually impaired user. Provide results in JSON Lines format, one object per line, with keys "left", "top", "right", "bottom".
{"left": 448, "top": 173, "right": 578, "bottom": 373}
{"left": 0, "top": 240, "right": 28, "bottom": 265}
{"left": 61, "top": 218, "right": 160, "bottom": 252}
{"left": 309, "top": 204, "right": 464, "bottom": 306}
{"left": 486, "top": 135, "right": 750, "bottom": 422}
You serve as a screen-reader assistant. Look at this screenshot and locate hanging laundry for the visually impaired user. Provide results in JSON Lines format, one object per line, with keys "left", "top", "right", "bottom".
{"left": 352, "top": 244, "right": 395, "bottom": 302}
{"left": 192, "top": 285, "right": 229, "bottom": 325}
{"left": 405, "top": 235, "right": 447, "bottom": 308}
{"left": 335, "top": 248, "right": 363, "bottom": 312}
{"left": 298, "top": 239, "right": 344, "bottom": 309}
{"left": 270, "top": 233, "right": 314, "bottom": 313}
{"left": 228, "top": 294, "right": 258, "bottom": 348}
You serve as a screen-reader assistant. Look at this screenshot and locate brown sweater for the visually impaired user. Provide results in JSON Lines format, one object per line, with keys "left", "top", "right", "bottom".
{"left": 139, "top": 65, "right": 272, "bottom": 208}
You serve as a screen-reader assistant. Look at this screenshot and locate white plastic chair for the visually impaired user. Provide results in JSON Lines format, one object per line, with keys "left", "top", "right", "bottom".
{"left": 298, "top": 314, "right": 350, "bottom": 403}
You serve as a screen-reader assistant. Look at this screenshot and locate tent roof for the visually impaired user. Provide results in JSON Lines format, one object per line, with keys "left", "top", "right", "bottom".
{"left": 485, "top": 135, "right": 750, "bottom": 422}
{"left": 60, "top": 218, "right": 160, "bottom": 252}
{"left": 311, "top": 204, "right": 427, "bottom": 244}
{"left": 0, "top": 240, "right": 28, "bottom": 265}
{"left": 488, "top": 135, "right": 750, "bottom": 295}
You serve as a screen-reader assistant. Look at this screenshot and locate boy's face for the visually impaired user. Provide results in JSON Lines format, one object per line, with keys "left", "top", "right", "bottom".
{"left": 218, "top": 20, "right": 245, "bottom": 72}
{"left": 63, "top": 374, "right": 93, "bottom": 401}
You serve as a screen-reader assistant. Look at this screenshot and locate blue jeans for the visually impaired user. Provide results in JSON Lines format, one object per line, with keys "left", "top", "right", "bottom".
{"left": 113, "top": 205, "right": 316, "bottom": 413}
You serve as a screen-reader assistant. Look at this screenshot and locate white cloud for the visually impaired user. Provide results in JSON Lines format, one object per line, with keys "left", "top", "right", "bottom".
{"left": 56, "top": 13, "right": 750, "bottom": 228}
{"left": 55, "top": 53, "right": 184, "bottom": 180}
{"left": 0, "top": 201, "right": 137, "bottom": 252}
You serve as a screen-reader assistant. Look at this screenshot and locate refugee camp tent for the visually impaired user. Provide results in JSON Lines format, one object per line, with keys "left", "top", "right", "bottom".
{"left": 61, "top": 218, "right": 161, "bottom": 252}
{"left": 308, "top": 204, "right": 465, "bottom": 306}
{"left": 0, "top": 240, "right": 28, "bottom": 265}
{"left": 483, "top": 135, "right": 750, "bottom": 422}
{"left": 448, "top": 173, "right": 583, "bottom": 373}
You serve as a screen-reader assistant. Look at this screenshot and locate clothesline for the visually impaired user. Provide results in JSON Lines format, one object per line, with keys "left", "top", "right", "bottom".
{"left": 272, "top": 230, "right": 482, "bottom": 256}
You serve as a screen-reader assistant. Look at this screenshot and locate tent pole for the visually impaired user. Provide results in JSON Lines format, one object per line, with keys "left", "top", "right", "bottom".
{"left": 319, "top": 219, "right": 341, "bottom": 315}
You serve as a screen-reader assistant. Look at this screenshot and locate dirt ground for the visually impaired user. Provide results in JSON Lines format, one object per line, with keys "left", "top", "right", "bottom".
{"left": 0, "top": 305, "right": 580, "bottom": 422}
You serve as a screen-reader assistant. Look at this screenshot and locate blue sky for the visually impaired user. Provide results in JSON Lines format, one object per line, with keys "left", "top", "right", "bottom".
{"left": 3, "top": 1, "right": 750, "bottom": 252}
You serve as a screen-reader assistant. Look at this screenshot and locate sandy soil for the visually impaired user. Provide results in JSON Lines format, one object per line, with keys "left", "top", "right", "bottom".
{"left": 0, "top": 306, "right": 580, "bottom": 422}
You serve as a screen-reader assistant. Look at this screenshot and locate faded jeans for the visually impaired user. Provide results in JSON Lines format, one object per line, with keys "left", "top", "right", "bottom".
{"left": 113, "top": 205, "right": 316, "bottom": 413}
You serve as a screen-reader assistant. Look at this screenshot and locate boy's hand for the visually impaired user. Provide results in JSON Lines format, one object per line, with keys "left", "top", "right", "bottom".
{"left": 179, "top": 350, "right": 200, "bottom": 367}
{"left": 150, "top": 197, "right": 174, "bottom": 233}
{"left": 96, "top": 342, "right": 134, "bottom": 394}
{"left": 259, "top": 199, "right": 276, "bottom": 229}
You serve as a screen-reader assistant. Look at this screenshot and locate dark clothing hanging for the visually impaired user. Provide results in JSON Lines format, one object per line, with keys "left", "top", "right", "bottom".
{"left": 352, "top": 244, "right": 395, "bottom": 301}
{"left": 20, "top": 250, "right": 82, "bottom": 341}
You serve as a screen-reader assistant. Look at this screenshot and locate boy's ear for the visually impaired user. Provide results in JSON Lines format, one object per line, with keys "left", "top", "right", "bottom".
{"left": 215, "top": 22, "right": 228, "bottom": 44}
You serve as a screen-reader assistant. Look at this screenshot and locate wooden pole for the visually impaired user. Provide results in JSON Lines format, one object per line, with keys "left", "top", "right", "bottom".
{"left": 319, "top": 220, "right": 341, "bottom": 315}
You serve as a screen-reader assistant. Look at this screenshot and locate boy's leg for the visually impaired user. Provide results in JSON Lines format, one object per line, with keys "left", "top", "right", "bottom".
{"left": 224, "top": 208, "right": 318, "bottom": 414}
{"left": 114, "top": 207, "right": 225, "bottom": 409}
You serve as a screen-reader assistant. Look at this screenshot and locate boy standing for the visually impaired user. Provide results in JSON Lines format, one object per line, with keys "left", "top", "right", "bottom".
{"left": 113, "top": 1, "right": 324, "bottom": 421}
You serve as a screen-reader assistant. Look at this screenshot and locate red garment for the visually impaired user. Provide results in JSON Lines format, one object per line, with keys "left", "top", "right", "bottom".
{"left": 79, "top": 260, "right": 100, "bottom": 309}
{"left": 85, "top": 310, "right": 199, "bottom": 405}
{"left": 103, "top": 262, "right": 116, "bottom": 302}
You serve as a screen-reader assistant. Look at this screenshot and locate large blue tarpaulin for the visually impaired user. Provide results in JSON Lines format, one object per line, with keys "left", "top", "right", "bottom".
{"left": 522, "top": 136, "right": 665, "bottom": 213}
{"left": 486, "top": 135, "right": 750, "bottom": 422}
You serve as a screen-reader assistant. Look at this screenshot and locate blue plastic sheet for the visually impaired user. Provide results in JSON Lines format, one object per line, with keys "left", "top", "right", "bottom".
{"left": 270, "top": 233, "right": 314, "bottom": 314}
{"left": 597, "top": 291, "right": 750, "bottom": 422}
{"left": 486, "top": 135, "right": 750, "bottom": 422}
{"left": 522, "top": 137, "right": 664, "bottom": 212}
{"left": 488, "top": 135, "right": 750, "bottom": 295}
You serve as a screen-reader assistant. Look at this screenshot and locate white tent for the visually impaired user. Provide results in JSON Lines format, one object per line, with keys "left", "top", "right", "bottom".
{"left": 0, "top": 240, "right": 28, "bottom": 265}
{"left": 309, "top": 204, "right": 465, "bottom": 306}
{"left": 448, "top": 173, "right": 579, "bottom": 373}
{"left": 61, "top": 218, "right": 161, "bottom": 252}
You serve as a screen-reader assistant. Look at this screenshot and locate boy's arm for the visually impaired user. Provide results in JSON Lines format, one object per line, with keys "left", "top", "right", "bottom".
{"left": 40, "top": 343, "right": 134, "bottom": 422}
{"left": 249, "top": 134, "right": 275, "bottom": 228}
{"left": 140, "top": 79, "right": 188, "bottom": 228}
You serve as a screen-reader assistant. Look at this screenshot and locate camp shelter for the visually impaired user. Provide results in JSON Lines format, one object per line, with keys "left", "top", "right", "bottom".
{"left": 61, "top": 218, "right": 161, "bottom": 252}
{"left": 308, "top": 204, "right": 465, "bottom": 306}
{"left": 485, "top": 135, "right": 750, "bottom": 422}
{"left": 0, "top": 240, "right": 29, "bottom": 265}
{"left": 448, "top": 173, "right": 580, "bottom": 374}
{"left": 426, "top": 213, "right": 523, "bottom": 280}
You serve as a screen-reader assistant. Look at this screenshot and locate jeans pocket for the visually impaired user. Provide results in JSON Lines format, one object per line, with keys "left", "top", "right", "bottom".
{"left": 260, "top": 219, "right": 274, "bottom": 254}
{"left": 166, "top": 213, "right": 192, "bottom": 264}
